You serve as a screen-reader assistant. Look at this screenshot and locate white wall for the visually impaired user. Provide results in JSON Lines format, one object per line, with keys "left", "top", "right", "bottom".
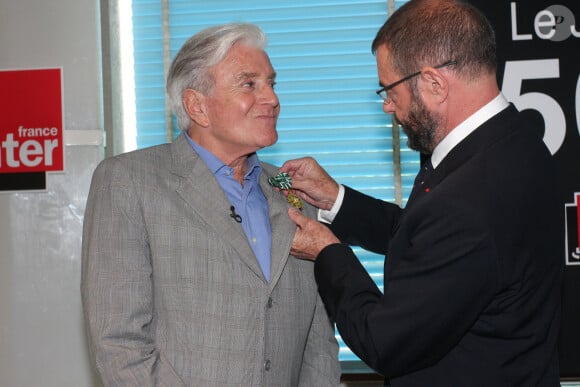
{"left": 0, "top": 0, "right": 103, "bottom": 386}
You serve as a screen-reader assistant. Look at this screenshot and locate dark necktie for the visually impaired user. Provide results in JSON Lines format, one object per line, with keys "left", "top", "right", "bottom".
{"left": 411, "top": 158, "right": 434, "bottom": 196}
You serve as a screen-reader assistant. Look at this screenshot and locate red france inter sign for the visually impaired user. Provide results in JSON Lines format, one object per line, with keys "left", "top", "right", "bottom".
{"left": 0, "top": 68, "right": 64, "bottom": 173}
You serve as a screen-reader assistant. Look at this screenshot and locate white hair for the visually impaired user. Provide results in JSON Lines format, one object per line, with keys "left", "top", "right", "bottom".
{"left": 166, "top": 23, "right": 268, "bottom": 131}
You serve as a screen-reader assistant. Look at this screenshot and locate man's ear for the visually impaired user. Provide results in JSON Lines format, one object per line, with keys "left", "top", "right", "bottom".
{"left": 419, "top": 67, "right": 449, "bottom": 104}
{"left": 183, "top": 89, "right": 210, "bottom": 127}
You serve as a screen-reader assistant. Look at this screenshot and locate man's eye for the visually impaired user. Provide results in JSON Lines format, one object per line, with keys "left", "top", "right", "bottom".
{"left": 242, "top": 81, "right": 255, "bottom": 88}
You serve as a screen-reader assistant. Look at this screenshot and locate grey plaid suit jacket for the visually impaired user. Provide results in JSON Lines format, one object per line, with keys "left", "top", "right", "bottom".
{"left": 81, "top": 133, "right": 340, "bottom": 386}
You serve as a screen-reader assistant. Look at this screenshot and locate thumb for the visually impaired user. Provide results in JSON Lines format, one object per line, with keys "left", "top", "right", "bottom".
{"left": 287, "top": 207, "right": 307, "bottom": 228}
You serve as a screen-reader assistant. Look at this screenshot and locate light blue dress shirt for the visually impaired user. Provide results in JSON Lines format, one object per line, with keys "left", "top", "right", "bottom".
{"left": 185, "top": 133, "right": 272, "bottom": 281}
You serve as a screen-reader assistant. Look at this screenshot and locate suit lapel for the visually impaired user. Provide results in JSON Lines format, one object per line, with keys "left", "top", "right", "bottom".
{"left": 260, "top": 165, "right": 296, "bottom": 289}
{"left": 170, "top": 134, "right": 265, "bottom": 281}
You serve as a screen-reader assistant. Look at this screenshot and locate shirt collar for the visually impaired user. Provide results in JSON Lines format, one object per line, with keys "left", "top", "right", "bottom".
{"left": 431, "top": 93, "right": 509, "bottom": 168}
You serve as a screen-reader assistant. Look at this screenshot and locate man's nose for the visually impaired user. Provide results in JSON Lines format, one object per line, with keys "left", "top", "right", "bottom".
{"left": 260, "top": 84, "right": 279, "bottom": 107}
{"left": 382, "top": 100, "right": 395, "bottom": 114}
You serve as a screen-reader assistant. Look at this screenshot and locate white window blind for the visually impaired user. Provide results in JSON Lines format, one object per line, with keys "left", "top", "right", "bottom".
{"left": 131, "top": 0, "right": 417, "bottom": 365}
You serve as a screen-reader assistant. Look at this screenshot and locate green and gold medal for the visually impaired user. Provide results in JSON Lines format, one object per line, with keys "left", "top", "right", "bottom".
{"left": 268, "top": 172, "right": 303, "bottom": 209}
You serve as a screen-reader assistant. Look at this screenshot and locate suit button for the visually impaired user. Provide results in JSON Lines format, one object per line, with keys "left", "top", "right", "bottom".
{"left": 267, "top": 297, "right": 273, "bottom": 308}
{"left": 264, "top": 360, "right": 271, "bottom": 371}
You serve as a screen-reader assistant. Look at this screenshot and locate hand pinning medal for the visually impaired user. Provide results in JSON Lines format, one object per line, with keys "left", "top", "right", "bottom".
{"left": 268, "top": 172, "right": 303, "bottom": 209}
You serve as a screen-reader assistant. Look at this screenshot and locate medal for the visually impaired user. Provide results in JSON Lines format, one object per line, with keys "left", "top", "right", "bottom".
{"left": 268, "top": 172, "right": 303, "bottom": 209}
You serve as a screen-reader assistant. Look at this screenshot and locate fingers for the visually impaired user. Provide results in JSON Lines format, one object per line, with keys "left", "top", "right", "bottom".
{"left": 287, "top": 207, "right": 341, "bottom": 261}
{"left": 288, "top": 208, "right": 318, "bottom": 261}
{"left": 279, "top": 157, "right": 315, "bottom": 176}
{"left": 278, "top": 157, "right": 338, "bottom": 210}
{"left": 278, "top": 159, "right": 298, "bottom": 175}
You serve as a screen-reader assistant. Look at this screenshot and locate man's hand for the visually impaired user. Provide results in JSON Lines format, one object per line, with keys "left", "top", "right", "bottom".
{"left": 288, "top": 208, "right": 340, "bottom": 261}
{"left": 279, "top": 157, "right": 339, "bottom": 211}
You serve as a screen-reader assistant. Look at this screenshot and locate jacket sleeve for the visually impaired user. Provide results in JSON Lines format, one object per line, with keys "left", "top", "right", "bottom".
{"left": 330, "top": 186, "right": 403, "bottom": 254}
{"left": 81, "top": 159, "right": 186, "bottom": 387}
{"left": 315, "top": 195, "right": 496, "bottom": 378}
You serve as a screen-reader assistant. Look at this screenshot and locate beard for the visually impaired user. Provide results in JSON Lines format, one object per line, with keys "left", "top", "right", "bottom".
{"left": 398, "top": 91, "right": 441, "bottom": 155}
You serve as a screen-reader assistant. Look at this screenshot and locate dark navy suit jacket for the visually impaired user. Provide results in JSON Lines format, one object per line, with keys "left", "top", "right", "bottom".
{"left": 315, "top": 105, "right": 563, "bottom": 386}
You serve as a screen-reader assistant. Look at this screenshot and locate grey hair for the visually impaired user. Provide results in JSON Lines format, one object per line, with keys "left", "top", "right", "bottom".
{"left": 166, "top": 23, "right": 268, "bottom": 131}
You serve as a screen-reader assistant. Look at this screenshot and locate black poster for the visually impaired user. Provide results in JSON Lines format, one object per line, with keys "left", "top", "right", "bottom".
{"left": 467, "top": 0, "right": 580, "bottom": 377}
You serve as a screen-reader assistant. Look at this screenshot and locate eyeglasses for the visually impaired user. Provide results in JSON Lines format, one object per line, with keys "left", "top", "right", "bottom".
{"left": 376, "top": 60, "right": 457, "bottom": 103}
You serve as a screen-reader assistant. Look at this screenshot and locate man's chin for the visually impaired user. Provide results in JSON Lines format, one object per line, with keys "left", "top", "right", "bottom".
{"left": 259, "top": 134, "right": 278, "bottom": 149}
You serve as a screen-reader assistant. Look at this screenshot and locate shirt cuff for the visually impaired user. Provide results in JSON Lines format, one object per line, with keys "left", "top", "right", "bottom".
{"left": 317, "top": 184, "right": 345, "bottom": 224}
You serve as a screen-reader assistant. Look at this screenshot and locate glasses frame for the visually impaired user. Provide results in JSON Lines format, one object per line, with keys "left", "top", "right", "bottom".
{"left": 376, "top": 60, "right": 457, "bottom": 103}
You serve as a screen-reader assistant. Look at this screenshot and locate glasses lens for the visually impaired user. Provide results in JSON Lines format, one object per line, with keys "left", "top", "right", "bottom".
{"left": 377, "top": 88, "right": 387, "bottom": 101}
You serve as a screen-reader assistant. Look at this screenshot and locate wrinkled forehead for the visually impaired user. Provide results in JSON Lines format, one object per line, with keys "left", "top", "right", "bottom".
{"left": 211, "top": 43, "right": 276, "bottom": 82}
